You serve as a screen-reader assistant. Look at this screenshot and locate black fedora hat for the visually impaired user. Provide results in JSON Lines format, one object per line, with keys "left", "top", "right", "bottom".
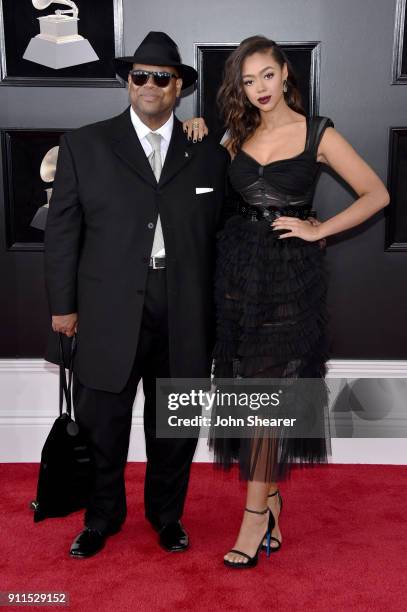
{"left": 114, "top": 31, "right": 198, "bottom": 90}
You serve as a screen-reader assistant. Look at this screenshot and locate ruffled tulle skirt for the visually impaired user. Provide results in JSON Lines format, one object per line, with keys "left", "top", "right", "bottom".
{"left": 209, "top": 215, "right": 332, "bottom": 482}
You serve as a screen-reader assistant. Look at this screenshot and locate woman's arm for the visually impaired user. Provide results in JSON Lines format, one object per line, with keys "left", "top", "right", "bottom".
{"left": 273, "top": 127, "right": 390, "bottom": 241}
{"left": 315, "top": 128, "right": 390, "bottom": 239}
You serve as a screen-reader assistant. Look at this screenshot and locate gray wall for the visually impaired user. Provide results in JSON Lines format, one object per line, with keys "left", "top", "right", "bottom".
{"left": 0, "top": 0, "right": 406, "bottom": 357}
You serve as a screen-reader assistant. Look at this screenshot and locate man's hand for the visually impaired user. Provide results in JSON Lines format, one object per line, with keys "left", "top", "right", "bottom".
{"left": 52, "top": 313, "right": 78, "bottom": 337}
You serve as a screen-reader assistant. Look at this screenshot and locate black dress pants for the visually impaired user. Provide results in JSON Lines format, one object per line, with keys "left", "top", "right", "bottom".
{"left": 72, "top": 268, "right": 198, "bottom": 533}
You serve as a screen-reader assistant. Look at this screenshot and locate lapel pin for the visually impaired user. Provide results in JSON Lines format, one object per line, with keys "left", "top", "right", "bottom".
{"left": 185, "top": 152, "right": 189, "bottom": 158}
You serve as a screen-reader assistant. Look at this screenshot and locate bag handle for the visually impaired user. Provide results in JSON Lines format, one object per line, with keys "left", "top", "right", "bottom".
{"left": 58, "top": 333, "right": 77, "bottom": 418}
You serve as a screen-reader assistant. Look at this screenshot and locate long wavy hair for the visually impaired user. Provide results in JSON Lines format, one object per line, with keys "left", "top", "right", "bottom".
{"left": 217, "top": 36, "right": 305, "bottom": 155}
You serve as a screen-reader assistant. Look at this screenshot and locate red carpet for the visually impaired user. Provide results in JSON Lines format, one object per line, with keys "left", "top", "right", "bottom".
{"left": 0, "top": 463, "right": 406, "bottom": 611}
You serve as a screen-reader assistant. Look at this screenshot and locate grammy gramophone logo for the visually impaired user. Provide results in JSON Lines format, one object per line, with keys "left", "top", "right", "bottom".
{"left": 30, "top": 146, "right": 59, "bottom": 231}
{"left": 23, "top": 0, "right": 99, "bottom": 69}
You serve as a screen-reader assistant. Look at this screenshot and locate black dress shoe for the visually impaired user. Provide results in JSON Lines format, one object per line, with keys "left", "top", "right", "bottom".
{"left": 69, "top": 526, "right": 120, "bottom": 559}
{"left": 159, "top": 521, "right": 189, "bottom": 552}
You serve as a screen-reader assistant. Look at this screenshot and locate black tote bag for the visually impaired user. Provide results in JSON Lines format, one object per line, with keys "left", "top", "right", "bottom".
{"left": 31, "top": 333, "right": 94, "bottom": 522}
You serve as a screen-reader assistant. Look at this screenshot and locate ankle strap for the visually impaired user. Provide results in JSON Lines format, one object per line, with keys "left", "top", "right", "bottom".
{"left": 267, "top": 490, "right": 280, "bottom": 498}
{"left": 245, "top": 507, "right": 268, "bottom": 515}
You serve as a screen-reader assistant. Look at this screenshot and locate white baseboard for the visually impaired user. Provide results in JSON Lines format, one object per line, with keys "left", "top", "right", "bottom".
{"left": 0, "top": 359, "right": 406, "bottom": 464}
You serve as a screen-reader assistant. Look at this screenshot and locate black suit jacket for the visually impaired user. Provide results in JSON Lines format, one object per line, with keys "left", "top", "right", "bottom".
{"left": 44, "top": 107, "right": 229, "bottom": 393}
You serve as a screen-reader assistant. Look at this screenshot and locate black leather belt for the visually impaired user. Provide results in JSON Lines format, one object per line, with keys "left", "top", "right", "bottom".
{"left": 149, "top": 256, "right": 166, "bottom": 269}
{"left": 238, "top": 202, "right": 315, "bottom": 222}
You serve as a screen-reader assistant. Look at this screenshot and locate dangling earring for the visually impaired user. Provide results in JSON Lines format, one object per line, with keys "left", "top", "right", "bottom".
{"left": 283, "top": 79, "right": 288, "bottom": 93}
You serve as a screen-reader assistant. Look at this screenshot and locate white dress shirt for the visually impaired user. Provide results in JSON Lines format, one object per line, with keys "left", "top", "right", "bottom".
{"left": 130, "top": 107, "right": 174, "bottom": 257}
{"left": 130, "top": 106, "right": 173, "bottom": 167}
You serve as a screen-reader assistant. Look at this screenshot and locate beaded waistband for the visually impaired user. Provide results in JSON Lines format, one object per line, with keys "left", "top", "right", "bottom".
{"left": 238, "top": 202, "right": 314, "bottom": 222}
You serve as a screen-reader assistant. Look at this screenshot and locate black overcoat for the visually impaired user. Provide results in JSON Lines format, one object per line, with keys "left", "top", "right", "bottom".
{"left": 44, "top": 108, "right": 229, "bottom": 393}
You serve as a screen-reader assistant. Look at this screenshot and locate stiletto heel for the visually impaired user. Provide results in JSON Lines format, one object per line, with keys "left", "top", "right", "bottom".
{"left": 265, "top": 530, "right": 271, "bottom": 558}
{"left": 262, "top": 489, "right": 283, "bottom": 553}
{"left": 224, "top": 507, "right": 275, "bottom": 569}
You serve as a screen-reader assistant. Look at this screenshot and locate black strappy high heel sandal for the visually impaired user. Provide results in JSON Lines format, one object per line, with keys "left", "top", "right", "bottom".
{"left": 262, "top": 489, "right": 283, "bottom": 553}
{"left": 223, "top": 507, "right": 275, "bottom": 569}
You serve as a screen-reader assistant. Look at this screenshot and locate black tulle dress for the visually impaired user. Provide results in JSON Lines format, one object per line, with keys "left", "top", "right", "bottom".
{"left": 209, "top": 116, "right": 334, "bottom": 482}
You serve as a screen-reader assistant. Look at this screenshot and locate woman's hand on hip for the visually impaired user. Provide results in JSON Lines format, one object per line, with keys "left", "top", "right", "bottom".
{"left": 271, "top": 217, "right": 323, "bottom": 243}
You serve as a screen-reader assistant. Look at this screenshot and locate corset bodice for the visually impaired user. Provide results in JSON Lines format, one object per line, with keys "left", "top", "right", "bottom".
{"left": 228, "top": 116, "right": 335, "bottom": 210}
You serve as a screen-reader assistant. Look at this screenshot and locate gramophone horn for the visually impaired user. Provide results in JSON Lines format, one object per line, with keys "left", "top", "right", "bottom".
{"left": 33, "top": 0, "right": 53, "bottom": 8}
{"left": 32, "top": 0, "right": 76, "bottom": 10}
{"left": 40, "top": 146, "right": 59, "bottom": 183}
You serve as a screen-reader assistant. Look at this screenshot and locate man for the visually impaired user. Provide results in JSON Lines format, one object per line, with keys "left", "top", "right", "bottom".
{"left": 44, "top": 31, "right": 228, "bottom": 558}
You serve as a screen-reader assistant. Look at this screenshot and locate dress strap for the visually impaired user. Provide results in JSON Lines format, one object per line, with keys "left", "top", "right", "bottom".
{"left": 305, "top": 116, "right": 335, "bottom": 159}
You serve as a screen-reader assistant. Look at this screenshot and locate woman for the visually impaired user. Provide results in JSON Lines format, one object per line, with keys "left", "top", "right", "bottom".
{"left": 184, "top": 35, "right": 389, "bottom": 569}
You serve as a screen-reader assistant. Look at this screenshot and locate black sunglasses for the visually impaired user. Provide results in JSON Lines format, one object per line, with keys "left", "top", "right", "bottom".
{"left": 129, "top": 70, "right": 179, "bottom": 88}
